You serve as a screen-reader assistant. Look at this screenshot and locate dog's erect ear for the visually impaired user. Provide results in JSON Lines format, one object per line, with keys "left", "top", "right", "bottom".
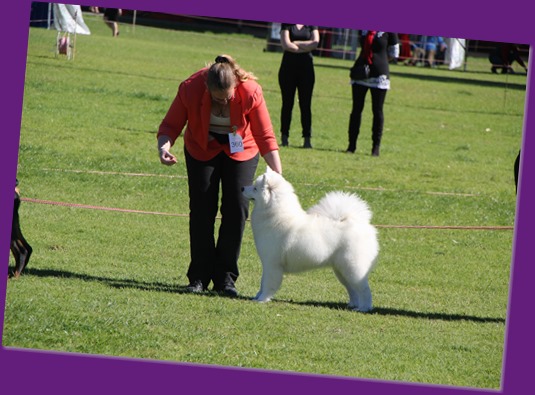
{"left": 264, "top": 166, "right": 283, "bottom": 184}
{"left": 262, "top": 168, "right": 274, "bottom": 187}
{"left": 266, "top": 166, "right": 275, "bottom": 174}
{"left": 259, "top": 173, "right": 275, "bottom": 204}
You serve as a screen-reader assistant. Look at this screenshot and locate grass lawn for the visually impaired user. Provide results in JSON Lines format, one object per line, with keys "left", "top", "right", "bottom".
{"left": 3, "top": 14, "right": 525, "bottom": 390}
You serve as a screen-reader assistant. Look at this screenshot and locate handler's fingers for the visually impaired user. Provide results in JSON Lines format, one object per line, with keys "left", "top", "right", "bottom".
{"left": 160, "top": 150, "right": 177, "bottom": 165}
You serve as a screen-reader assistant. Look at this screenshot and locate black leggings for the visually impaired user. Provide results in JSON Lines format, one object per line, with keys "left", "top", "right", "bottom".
{"left": 184, "top": 149, "right": 259, "bottom": 289}
{"left": 347, "top": 84, "right": 387, "bottom": 151}
{"left": 278, "top": 53, "right": 315, "bottom": 138}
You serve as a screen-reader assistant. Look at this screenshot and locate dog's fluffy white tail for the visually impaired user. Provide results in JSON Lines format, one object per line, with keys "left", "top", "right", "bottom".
{"left": 307, "top": 191, "right": 373, "bottom": 223}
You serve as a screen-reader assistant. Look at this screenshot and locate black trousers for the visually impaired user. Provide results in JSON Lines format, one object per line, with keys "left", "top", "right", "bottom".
{"left": 347, "top": 84, "right": 387, "bottom": 151}
{"left": 278, "top": 53, "right": 315, "bottom": 138}
{"left": 184, "top": 148, "right": 259, "bottom": 289}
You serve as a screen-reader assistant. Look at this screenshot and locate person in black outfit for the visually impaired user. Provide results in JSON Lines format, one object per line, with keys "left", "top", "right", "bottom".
{"left": 347, "top": 31, "right": 399, "bottom": 156}
{"left": 278, "top": 24, "right": 320, "bottom": 148}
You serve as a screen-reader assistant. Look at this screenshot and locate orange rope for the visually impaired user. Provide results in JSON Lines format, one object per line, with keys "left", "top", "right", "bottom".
{"left": 21, "top": 197, "right": 514, "bottom": 230}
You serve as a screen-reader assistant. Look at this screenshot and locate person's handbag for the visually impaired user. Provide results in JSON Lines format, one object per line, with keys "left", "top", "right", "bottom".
{"left": 350, "top": 63, "right": 370, "bottom": 80}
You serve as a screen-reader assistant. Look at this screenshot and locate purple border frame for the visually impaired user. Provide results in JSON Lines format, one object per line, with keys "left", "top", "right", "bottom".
{"left": 1, "top": 1, "right": 533, "bottom": 394}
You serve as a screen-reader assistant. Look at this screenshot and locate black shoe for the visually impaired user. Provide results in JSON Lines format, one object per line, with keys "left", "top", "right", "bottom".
{"left": 186, "top": 280, "right": 205, "bottom": 293}
{"left": 213, "top": 284, "right": 239, "bottom": 297}
{"left": 303, "top": 137, "right": 312, "bottom": 149}
{"left": 281, "top": 134, "right": 289, "bottom": 147}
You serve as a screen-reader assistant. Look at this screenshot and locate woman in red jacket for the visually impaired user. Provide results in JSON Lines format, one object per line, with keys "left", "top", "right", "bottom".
{"left": 157, "top": 54, "right": 282, "bottom": 297}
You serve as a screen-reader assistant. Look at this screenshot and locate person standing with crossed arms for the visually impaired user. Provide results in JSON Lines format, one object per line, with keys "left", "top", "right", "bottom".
{"left": 278, "top": 24, "right": 320, "bottom": 148}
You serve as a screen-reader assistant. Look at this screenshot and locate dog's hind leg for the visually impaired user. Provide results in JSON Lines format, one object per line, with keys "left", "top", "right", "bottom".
{"left": 11, "top": 189, "right": 33, "bottom": 278}
{"left": 12, "top": 239, "right": 32, "bottom": 278}
{"left": 351, "top": 278, "right": 372, "bottom": 312}
{"left": 333, "top": 268, "right": 357, "bottom": 305}
{"left": 333, "top": 268, "right": 372, "bottom": 312}
{"left": 253, "top": 264, "right": 284, "bottom": 302}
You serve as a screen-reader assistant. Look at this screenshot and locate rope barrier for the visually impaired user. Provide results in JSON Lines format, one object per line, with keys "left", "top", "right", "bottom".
{"left": 20, "top": 197, "right": 513, "bottom": 231}
{"left": 21, "top": 197, "right": 188, "bottom": 218}
{"left": 375, "top": 224, "right": 513, "bottom": 231}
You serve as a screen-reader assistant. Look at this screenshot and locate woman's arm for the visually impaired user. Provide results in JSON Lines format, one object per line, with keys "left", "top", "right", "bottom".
{"left": 157, "top": 85, "right": 188, "bottom": 165}
{"left": 262, "top": 150, "right": 282, "bottom": 174}
{"left": 293, "top": 29, "right": 320, "bottom": 52}
{"left": 280, "top": 29, "right": 300, "bottom": 52}
{"left": 157, "top": 135, "right": 178, "bottom": 165}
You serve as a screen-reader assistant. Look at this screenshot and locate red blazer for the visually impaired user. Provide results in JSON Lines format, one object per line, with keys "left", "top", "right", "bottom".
{"left": 158, "top": 68, "right": 279, "bottom": 162}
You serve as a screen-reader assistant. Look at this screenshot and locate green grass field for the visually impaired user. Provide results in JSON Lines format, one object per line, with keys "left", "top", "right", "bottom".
{"left": 3, "top": 14, "right": 526, "bottom": 389}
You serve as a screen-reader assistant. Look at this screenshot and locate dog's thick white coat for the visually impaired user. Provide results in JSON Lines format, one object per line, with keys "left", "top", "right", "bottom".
{"left": 242, "top": 168, "right": 379, "bottom": 312}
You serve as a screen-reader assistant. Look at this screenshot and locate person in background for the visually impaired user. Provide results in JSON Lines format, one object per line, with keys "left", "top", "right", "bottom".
{"left": 347, "top": 31, "right": 399, "bottom": 156}
{"left": 103, "top": 8, "right": 122, "bottom": 37}
{"left": 157, "top": 54, "right": 282, "bottom": 297}
{"left": 424, "top": 36, "right": 447, "bottom": 67}
{"left": 407, "top": 36, "right": 446, "bottom": 67}
{"left": 397, "top": 33, "right": 411, "bottom": 63}
{"left": 278, "top": 24, "right": 320, "bottom": 148}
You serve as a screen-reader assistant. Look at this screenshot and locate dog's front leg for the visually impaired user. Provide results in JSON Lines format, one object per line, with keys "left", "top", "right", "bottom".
{"left": 11, "top": 191, "right": 33, "bottom": 278}
{"left": 253, "top": 264, "right": 284, "bottom": 302}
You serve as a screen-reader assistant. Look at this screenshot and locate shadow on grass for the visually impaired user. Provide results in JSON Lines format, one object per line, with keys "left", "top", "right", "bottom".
{"left": 291, "top": 300, "right": 506, "bottom": 324}
{"left": 13, "top": 267, "right": 505, "bottom": 324}
{"left": 371, "top": 306, "right": 506, "bottom": 324}
{"left": 10, "top": 267, "right": 185, "bottom": 293}
{"left": 13, "top": 267, "right": 248, "bottom": 300}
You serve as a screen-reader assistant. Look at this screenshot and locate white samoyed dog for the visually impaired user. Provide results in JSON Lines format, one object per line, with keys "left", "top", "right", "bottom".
{"left": 242, "top": 168, "right": 379, "bottom": 312}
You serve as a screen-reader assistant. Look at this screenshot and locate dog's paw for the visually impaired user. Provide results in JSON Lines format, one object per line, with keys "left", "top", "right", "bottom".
{"left": 252, "top": 294, "right": 272, "bottom": 303}
{"left": 349, "top": 304, "right": 373, "bottom": 313}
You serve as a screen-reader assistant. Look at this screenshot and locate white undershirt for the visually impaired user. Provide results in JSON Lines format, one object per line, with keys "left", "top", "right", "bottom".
{"left": 209, "top": 113, "right": 231, "bottom": 134}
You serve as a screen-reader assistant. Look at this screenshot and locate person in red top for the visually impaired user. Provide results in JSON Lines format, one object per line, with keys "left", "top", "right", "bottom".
{"left": 158, "top": 54, "right": 282, "bottom": 297}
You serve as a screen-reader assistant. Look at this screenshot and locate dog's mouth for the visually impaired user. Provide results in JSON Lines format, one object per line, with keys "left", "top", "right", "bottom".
{"left": 241, "top": 187, "right": 255, "bottom": 200}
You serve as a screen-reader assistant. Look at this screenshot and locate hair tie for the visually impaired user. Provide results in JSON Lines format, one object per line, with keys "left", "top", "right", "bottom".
{"left": 215, "top": 55, "right": 229, "bottom": 64}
